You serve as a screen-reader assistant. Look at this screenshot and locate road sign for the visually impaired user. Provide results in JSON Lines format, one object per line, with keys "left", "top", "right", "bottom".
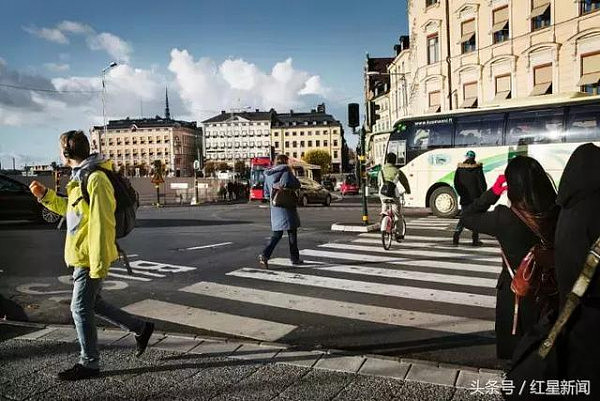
{"left": 193, "top": 160, "right": 201, "bottom": 170}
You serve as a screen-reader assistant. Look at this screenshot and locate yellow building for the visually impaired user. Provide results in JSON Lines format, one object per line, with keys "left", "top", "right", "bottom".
{"left": 270, "top": 103, "right": 344, "bottom": 173}
{"left": 387, "top": 0, "right": 600, "bottom": 120}
{"left": 90, "top": 117, "right": 199, "bottom": 177}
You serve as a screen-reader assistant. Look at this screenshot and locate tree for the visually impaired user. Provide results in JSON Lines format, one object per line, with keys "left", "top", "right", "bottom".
{"left": 303, "top": 149, "right": 331, "bottom": 175}
{"left": 204, "top": 161, "right": 216, "bottom": 177}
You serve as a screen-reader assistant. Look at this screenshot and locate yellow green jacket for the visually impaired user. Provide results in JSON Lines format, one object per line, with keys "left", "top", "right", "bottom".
{"left": 41, "top": 157, "right": 118, "bottom": 278}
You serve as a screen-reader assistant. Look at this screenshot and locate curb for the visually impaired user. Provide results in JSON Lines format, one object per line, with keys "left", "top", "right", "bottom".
{"left": 331, "top": 222, "right": 380, "bottom": 232}
{"left": 3, "top": 321, "right": 505, "bottom": 390}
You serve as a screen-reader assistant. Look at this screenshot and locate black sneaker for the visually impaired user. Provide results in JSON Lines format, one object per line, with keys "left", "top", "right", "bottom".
{"left": 258, "top": 254, "right": 269, "bottom": 269}
{"left": 135, "top": 322, "right": 155, "bottom": 357}
{"left": 472, "top": 240, "right": 484, "bottom": 247}
{"left": 57, "top": 364, "right": 99, "bottom": 381}
{"left": 291, "top": 259, "right": 304, "bottom": 266}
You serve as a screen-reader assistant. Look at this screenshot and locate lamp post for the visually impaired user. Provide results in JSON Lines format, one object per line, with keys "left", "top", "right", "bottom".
{"left": 100, "top": 61, "right": 118, "bottom": 155}
{"left": 173, "top": 136, "right": 181, "bottom": 177}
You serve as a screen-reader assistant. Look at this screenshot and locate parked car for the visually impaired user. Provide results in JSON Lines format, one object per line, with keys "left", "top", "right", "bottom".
{"left": 321, "top": 178, "right": 334, "bottom": 191}
{"left": 340, "top": 176, "right": 360, "bottom": 195}
{"left": 297, "top": 177, "right": 332, "bottom": 207}
{"left": 0, "top": 174, "right": 61, "bottom": 223}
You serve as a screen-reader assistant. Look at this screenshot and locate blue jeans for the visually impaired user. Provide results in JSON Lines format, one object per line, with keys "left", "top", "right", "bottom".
{"left": 71, "top": 267, "right": 146, "bottom": 369}
{"left": 261, "top": 229, "right": 300, "bottom": 262}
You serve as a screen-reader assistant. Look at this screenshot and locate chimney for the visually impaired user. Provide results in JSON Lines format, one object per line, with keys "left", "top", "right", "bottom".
{"left": 317, "top": 103, "right": 326, "bottom": 113}
{"left": 221, "top": 110, "right": 226, "bottom": 114}
{"left": 311, "top": 109, "right": 316, "bottom": 113}
{"left": 255, "top": 108, "right": 259, "bottom": 112}
{"left": 290, "top": 110, "right": 294, "bottom": 115}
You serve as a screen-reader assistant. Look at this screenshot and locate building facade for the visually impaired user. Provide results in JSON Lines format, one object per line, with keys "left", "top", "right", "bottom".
{"left": 392, "top": 0, "right": 600, "bottom": 119}
{"left": 201, "top": 110, "right": 274, "bottom": 165}
{"left": 90, "top": 117, "right": 200, "bottom": 177}
{"left": 202, "top": 104, "right": 344, "bottom": 173}
{"left": 271, "top": 104, "right": 344, "bottom": 173}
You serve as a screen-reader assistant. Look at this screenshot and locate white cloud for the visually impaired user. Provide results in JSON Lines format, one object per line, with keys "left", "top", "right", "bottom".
{"left": 168, "top": 50, "right": 329, "bottom": 119}
{"left": 23, "top": 25, "right": 69, "bottom": 44}
{"left": 87, "top": 32, "right": 132, "bottom": 63}
{"left": 23, "top": 21, "right": 131, "bottom": 62}
{"left": 0, "top": 57, "right": 6, "bottom": 66}
{"left": 57, "top": 20, "right": 93, "bottom": 34}
{"left": 44, "top": 63, "right": 70, "bottom": 72}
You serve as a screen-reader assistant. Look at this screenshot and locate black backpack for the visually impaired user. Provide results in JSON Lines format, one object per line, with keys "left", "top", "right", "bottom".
{"left": 80, "top": 166, "right": 139, "bottom": 238}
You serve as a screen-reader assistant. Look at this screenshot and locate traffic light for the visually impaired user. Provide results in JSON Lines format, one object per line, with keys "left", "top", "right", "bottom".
{"left": 270, "top": 146, "right": 275, "bottom": 162}
{"left": 370, "top": 102, "right": 381, "bottom": 125}
{"left": 348, "top": 103, "right": 359, "bottom": 128}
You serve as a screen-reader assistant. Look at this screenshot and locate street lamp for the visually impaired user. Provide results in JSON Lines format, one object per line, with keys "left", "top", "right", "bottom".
{"left": 99, "top": 61, "right": 118, "bottom": 155}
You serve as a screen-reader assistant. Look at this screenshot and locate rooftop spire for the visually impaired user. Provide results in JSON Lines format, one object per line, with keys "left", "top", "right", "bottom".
{"left": 165, "top": 87, "right": 171, "bottom": 120}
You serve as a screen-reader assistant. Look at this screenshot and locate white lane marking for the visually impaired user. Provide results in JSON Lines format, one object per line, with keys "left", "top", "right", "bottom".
{"left": 227, "top": 268, "right": 496, "bottom": 308}
{"left": 107, "top": 272, "right": 152, "bottom": 281}
{"left": 178, "top": 242, "right": 233, "bottom": 251}
{"left": 129, "top": 260, "right": 197, "bottom": 273}
{"left": 301, "top": 249, "right": 403, "bottom": 263}
{"left": 319, "top": 243, "right": 501, "bottom": 262}
{"left": 109, "top": 268, "right": 166, "bottom": 278}
{"left": 358, "top": 233, "right": 450, "bottom": 241}
{"left": 394, "top": 260, "right": 502, "bottom": 274}
{"left": 352, "top": 238, "right": 500, "bottom": 253}
{"left": 126, "top": 254, "right": 138, "bottom": 258}
{"left": 181, "top": 282, "right": 494, "bottom": 334}
{"left": 122, "top": 299, "right": 296, "bottom": 342}
{"left": 266, "top": 259, "right": 497, "bottom": 288}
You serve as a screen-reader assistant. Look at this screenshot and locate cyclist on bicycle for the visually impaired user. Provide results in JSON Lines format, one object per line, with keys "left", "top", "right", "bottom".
{"left": 378, "top": 153, "right": 410, "bottom": 239}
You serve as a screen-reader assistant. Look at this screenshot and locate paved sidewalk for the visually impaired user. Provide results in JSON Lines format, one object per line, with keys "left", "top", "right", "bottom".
{"left": 0, "top": 322, "right": 504, "bottom": 401}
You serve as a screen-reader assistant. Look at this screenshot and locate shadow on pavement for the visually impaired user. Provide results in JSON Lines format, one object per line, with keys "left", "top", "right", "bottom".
{"left": 135, "top": 219, "right": 252, "bottom": 228}
{"left": 0, "top": 295, "right": 29, "bottom": 322}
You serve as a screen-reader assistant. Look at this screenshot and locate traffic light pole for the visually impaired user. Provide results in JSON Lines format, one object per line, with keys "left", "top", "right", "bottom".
{"left": 359, "top": 127, "right": 369, "bottom": 225}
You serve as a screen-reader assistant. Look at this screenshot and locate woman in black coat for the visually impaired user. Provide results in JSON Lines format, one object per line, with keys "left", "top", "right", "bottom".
{"left": 461, "top": 156, "right": 558, "bottom": 361}
{"left": 555, "top": 143, "right": 600, "bottom": 393}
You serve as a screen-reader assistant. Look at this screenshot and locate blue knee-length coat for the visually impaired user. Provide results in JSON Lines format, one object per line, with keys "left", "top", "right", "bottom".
{"left": 264, "top": 164, "right": 301, "bottom": 231}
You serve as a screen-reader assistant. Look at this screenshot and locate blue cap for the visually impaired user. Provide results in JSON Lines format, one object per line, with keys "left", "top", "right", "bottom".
{"left": 465, "top": 150, "right": 476, "bottom": 159}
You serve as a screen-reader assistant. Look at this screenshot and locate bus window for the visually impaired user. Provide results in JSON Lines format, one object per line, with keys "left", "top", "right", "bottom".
{"left": 387, "top": 139, "right": 406, "bottom": 166}
{"left": 455, "top": 115, "right": 503, "bottom": 147}
{"left": 408, "top": 121, "right": 452, "bottom": 150}
{"left": 566, "top": 105, "right": 600, "bottom": 143}
{"left": 507, "top": 109, "right": 564, "bottom": 145}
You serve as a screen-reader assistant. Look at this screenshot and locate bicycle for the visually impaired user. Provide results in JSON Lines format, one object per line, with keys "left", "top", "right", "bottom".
{"left": 380, "top": 195, "right": 407, "bottom": 250}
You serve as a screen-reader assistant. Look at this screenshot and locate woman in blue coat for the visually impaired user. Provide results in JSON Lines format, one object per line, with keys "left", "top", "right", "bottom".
{"left": 259, "top": 154, "right": 302, "bottom": 268}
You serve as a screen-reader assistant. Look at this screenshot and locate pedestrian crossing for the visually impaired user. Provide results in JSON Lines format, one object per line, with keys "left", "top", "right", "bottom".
{"left": 123, "top": 216, "right": 503, "bottom": 345}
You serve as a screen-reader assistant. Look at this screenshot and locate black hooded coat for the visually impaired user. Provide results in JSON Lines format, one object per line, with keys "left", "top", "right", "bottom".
{"left": 555, "top": 143, "right": 600, "bottom": 392}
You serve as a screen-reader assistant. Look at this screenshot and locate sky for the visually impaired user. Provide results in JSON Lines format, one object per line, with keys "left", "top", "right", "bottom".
{"left": 0, "top": 0, "right": 408, "bottom": 168}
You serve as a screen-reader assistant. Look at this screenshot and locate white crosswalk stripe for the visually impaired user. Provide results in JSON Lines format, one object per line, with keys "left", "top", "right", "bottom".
{"left": 180, "top": 282, "right": 494, "bottom": 334}
{"left": 122, "top": 226, "right": 501, "bottom": 342}
{"left": 226, "top": 268, "right": 496, "bottom": 308}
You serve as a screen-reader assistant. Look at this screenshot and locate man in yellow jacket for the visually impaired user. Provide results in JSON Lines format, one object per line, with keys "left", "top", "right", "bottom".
{"left": 29, "top": 130, "right": 153, "bottom": 381}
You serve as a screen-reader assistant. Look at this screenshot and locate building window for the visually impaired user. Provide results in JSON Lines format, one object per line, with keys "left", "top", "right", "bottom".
{"left": 274, "top": 131, "right": 279, "bottom": 136}
{"left": 531, "top": 0, "right": 551, "bottom": 31}
{"left": 300, "top": 141, "right": 305, "bottom": 147}
{"left": 285, "top": 132, "right": 289, "bottom": 136}
{"left": 581, "top": 0, "right": 600, "bottom": 14}
{"left": 426, "top": 0, "right": 439, "bottom": 5}
{"left": 333, "top": 140, "right": 338, "bottom": 147}
{"left": 274, "top": 141, "right": 280, "bottom": 148}
{"left": 460, "top": 82, "right": 478, "bottom": 108}
{"left": 494, "top": 74, "right": 512, "bottom": 100}
{"left": 531, "top": 64, "right": 553, "bottom": 96}
{"left": 427, "top": 91, "right": 441, "bottom": 113}
{"left": 316, "top": 140, "right": 321, "bottom": 147}
{"left": 427, "top": 34, "right": 439, "bottom": 64}
{"left": 492, "top": 6, "right": 510, "bottom": 44}
{"left": 292, "top": 141, "right": 297, "bottom": 148}
{"left": 461, "top": 19, "right": 476, "bottom": 54}
{"left": 324, "top": 140, "right": 328, "bottom": 147}
{"left": 308, "top": 140, "right": 313, "bottom": 147}
{"left": 285, "top": 141, "right": 289, "bottom": 148}
{"left": 334, "top": 150, "right": 339, "bottom": 158}
{"left": 579, "top": 53, "right": 600, "bottom": 94}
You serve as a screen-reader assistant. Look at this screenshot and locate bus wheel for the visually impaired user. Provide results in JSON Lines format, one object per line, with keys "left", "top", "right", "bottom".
{"left": 429, "top": 187, "right": 458, "bottom": 218}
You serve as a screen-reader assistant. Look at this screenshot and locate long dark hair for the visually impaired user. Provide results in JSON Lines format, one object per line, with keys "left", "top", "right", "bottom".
{"left": 505, "top": 156, "right": 557, "bottom": 214}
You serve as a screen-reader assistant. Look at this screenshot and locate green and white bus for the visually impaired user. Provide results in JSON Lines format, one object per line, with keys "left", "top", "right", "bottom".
{"left": 385, "top": 92, "right": 600, "bottom": 217}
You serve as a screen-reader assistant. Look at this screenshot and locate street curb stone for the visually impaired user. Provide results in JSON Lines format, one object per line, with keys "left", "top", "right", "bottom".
{"left": 5, "top": 322, "right": 506, "bottom": 393}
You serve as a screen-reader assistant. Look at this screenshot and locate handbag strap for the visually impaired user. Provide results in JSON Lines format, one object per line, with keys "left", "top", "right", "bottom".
{"left": 500, "top": 248, "right": 516, "bottom": 279}
{"left": 538, "top": 235, "right": 600, "bottom": 358}
{"left": 510, "top": 206, "right": 550, "bottom": 246}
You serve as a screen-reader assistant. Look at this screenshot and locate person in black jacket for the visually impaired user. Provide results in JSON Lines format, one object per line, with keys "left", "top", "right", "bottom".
{"left": 453, "top": 150, "right": 487, "bottom": 246}
{"left": 554, "top": 143, "right": 600, "bottom": 394}
{"left": 461, "top": 156, "right": 558, "bottom": 361}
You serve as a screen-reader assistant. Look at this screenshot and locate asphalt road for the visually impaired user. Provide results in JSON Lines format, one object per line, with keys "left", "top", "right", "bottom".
{"left": 0, "top": 195, "right": 503, "bottom": 370}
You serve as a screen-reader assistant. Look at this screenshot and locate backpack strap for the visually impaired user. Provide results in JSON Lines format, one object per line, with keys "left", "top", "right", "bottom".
{"left": 510, "top": 206, "right": 549, "bottom": 245}
{"left": 80, "top": 166, "right": 111, "bottom": 205}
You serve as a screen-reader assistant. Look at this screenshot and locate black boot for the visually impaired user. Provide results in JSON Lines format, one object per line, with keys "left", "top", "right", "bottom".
{"left": 472, "top": 233, "right": 484, "bottom": 247}
{"left": 452, "top": 231, "right": 460, "bottom": 245}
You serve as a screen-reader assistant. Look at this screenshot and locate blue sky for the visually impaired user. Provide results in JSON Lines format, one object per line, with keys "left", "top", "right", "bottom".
{"left": 0, "top": 0, "right": 408, "bottom": 167}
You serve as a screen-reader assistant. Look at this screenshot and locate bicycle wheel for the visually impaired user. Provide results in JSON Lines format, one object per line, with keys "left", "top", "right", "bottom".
{"left": 381, "top": 216, "right": 393, "bottom": 250}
